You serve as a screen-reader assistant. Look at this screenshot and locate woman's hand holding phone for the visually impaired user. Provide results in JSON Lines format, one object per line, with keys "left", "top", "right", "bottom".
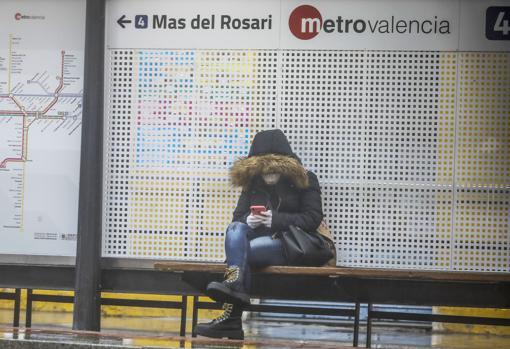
{"left": 259, "top": 210, "right": 272, "bottom": 228}
{"left": 247, "top": 206, "right": 267, "bottom": 229}
{"left": 246, "top": 214, "right": 261, "bottom": 229}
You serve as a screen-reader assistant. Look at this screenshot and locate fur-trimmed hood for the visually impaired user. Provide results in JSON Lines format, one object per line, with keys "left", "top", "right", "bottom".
{"left": 230, "top": 130, "right": 309, "bottom": 189}
{"left": 230, "top": 154, "right": 309, "bottom": 189}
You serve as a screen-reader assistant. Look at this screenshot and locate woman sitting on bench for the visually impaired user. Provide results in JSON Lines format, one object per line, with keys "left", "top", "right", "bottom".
{"left": 195, "top": 129, "right": 325, "bottom": 339}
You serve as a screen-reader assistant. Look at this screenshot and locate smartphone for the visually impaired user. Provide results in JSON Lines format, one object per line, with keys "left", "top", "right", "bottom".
{"left": 250, "top": 205, "right": 266, "bottom": 215}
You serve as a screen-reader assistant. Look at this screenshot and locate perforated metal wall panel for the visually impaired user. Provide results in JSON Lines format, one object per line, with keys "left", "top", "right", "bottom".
{"left": 103, "top": 49, "right": 509, "bottom": 271}
{"left": 104, "top": 49, "right": 278, "bottom": 260}
{"left": 452, "top": 53, "right": 510, "bottom": 271}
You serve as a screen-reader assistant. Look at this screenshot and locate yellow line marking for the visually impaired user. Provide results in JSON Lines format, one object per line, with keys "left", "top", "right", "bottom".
{"left": 20, "top": 112, "right": 28, "bottom": 231}
{"left": 20, "top": 160, "right": 25, "bottom": 231}
{"left": 25, "top": 123, "right": 29, "bottom": 161}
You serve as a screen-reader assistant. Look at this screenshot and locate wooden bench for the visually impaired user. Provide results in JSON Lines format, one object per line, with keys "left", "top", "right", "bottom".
{"left": 155, "top": 262, "right": 510, "bottom": 347}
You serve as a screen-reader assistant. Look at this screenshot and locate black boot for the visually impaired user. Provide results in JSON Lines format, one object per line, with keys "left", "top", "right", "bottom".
{"left": 194, "top": 303, "right": 244, "bottom": 340}
{"left": 206, "top": 265, "right": 250, "bottom": 304}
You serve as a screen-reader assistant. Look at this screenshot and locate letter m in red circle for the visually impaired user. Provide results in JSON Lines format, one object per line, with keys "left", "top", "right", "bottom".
{"left": 289, "top": 5, "right": 323, "bottom": 40}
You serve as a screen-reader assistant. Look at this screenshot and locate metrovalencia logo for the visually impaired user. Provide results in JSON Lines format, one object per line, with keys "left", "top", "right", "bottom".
{"left": 14, "top": 12, "right": 45, "bottom": 20}
{"left": 289, "top": 5, "right": 451, "bottom": 40}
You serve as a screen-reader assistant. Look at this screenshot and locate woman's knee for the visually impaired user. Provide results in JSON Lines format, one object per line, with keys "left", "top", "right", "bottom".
{"left": 248, "top": 237, "right": 286, "bottom": 267}
{"left": 227, "top": 221, "right": 247, "bottom": 230}
{"left": 225, "top": 221, "right": 249, "bottom": 240}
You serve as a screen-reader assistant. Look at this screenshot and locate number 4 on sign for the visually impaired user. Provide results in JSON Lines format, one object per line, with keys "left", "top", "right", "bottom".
{"left": 495, "top": 12, "right": 509, "bottom": 35}
{"left": 135, "top": 15, "right": 148, "bottom": 29}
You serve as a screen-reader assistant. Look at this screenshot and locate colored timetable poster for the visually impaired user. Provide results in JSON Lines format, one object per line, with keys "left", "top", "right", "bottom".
{"left": 104, "top": 0, "right": 509, "bottom": 271}
{"left": 0, "top": 0, "right": 85, "bottom": 256}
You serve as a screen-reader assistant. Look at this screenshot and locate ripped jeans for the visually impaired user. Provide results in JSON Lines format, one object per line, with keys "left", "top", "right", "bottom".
{"left": 224, "top": 221, "right": 287, "bottom": 292}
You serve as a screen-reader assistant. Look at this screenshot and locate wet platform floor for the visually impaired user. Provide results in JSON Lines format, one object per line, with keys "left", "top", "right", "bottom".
{"left": 1, "top": 323, "right": 510, "bottom": 349}
{"left": 1, "top": 311, "right": 510, "bottom": 349}
{"left": 1, "top": 326, "right": 353, "bottom": 349}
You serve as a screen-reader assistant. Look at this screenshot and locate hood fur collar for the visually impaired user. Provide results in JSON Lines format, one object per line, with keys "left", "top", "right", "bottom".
{"left": 230, "top": 154, "right": 309, "bottom": 190}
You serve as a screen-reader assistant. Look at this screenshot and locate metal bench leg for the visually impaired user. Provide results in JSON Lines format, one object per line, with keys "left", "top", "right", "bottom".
{"left": 366, "top": 303, "right": 373, "bottom": 348}
{"left": 179, "top": 295, "right": 187, "bottom": 337}
{"left": 25, "top": 289, "right": 33, "bottom": 328}
{"left": 353, "top": 302, "right": 360, "bottom": 347}
{"left": 13, "top": 289, "right": 21, "bottom": 328}
{"left": 191, "top": 296, "right": 199, "bottom": 337}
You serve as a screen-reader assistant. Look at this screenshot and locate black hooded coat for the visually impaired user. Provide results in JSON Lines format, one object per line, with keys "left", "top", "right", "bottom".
{"left": 230, "top": 130, "right": 323, "bottom": 233}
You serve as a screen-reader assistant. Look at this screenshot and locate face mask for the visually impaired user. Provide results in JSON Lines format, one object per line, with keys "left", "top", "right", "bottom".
{"left": 262, "top": 173, "right": 281, "bottom": 185}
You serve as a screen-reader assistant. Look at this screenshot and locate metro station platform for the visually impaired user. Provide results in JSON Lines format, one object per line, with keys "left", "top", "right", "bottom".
{"left": 0, "top": 327, "right": 353, "bottom": 349}
{"left": 1, "top": 320, "right": 510, "bottom": 349}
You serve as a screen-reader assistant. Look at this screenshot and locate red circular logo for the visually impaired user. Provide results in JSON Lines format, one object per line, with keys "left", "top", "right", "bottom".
{"left": 15, "top": 13, "right": 22, "bottom": 20}
{"left": 289, "top": 5, "right": 322, "bottom": 40}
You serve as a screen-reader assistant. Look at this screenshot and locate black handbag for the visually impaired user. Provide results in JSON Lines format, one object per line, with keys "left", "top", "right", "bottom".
{"left": 277, "top": 225, "right": 334, "bottom": 266}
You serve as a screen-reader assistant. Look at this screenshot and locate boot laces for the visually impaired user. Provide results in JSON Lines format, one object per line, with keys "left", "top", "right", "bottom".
{"left": 213, "top": 303, "right": 233, "bottom": 323}
{"left": 224, "top": 266, "right": 240, "bottom": 283}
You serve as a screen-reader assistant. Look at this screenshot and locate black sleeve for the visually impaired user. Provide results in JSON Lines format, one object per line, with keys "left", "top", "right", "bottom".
{"left": 232, "top": 189, "right": 251, "bottom": 223}
{"left": 271, "top": 172, "right": 323, "bottom": 232}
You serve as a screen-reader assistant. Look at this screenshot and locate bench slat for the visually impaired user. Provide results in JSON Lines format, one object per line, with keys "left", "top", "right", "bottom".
{"left": 154, "top": 262, "right": 510, "bottom": 282}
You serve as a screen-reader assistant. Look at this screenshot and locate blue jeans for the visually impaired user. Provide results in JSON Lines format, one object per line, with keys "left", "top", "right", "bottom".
{"left": 225, "top": 221, "right": 287, "bottom": 292}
